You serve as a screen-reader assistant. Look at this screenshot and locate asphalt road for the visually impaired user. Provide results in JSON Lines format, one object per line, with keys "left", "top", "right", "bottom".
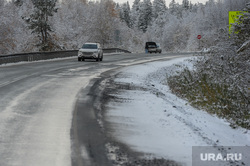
{"left": 0, "top": 52, "right": 193, "bottom": 166}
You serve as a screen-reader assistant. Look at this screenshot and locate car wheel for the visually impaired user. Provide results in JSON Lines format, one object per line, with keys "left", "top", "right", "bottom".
{"left": 100, "top": 56, "right": 103, "bottom": 61}
{"left": 78, "top": 58, "right": 81, "bottom": 61}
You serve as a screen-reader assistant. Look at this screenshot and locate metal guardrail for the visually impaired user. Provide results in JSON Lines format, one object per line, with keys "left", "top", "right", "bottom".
{"left": 0, "top": 48, "right": 130, "bottom": 65}
{"left": 103, "top": 48, "right": 131, "bottom": 54}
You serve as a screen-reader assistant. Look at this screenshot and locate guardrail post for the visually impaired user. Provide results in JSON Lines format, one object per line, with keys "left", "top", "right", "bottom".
{"left": 28, "top": 55, "right": 33, "bottom": 62}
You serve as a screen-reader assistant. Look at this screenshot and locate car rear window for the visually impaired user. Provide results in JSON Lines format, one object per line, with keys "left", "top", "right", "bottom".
{"left": 145, "top": 42, "right": 157, "bottom": 48}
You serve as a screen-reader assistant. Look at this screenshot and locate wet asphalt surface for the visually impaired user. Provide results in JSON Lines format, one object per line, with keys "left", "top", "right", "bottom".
{"left": 0, "top": 52, "right": 193, "bottom": 166}
{"left": 75, "top": 69, "right": 183, "bottom": 166}
{"left": 71, "top": 53, "right": 193, "bottom": 166}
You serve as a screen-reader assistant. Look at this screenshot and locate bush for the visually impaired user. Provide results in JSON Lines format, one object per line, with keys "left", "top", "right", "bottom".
{"left": 167, "top": 42, "right": 250, "bottom": 129}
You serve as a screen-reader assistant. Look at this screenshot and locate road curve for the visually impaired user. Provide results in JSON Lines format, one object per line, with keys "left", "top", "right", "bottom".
{"left": 0, "top": 53, "right": 193, "bottom": 166}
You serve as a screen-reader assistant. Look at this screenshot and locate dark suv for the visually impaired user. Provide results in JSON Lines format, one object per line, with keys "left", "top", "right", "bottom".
{"left": 145, "top": 42, "right": 157, "bottom": 53}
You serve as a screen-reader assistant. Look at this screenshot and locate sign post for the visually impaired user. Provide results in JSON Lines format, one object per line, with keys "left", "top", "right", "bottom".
{"left": 197, "top": 35, "right": 201, "bottom": 49}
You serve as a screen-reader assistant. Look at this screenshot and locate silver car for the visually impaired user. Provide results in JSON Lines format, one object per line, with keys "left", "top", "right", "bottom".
{"left": 78, "top": 43, "right": 103, "bottom": 61}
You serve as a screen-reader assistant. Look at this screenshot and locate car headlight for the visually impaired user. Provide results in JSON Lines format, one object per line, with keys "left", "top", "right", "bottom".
{"left": 78, "top": 51, "right": 82, "bottom": 56}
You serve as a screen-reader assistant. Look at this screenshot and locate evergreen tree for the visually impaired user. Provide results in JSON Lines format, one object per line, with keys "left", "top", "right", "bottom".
{"left": 169, "top": 0, "right": 182, "bottom": 18}
{"left": 13, "top": 0, "right": 23, "bottom": 6}
{"left": 138, "top": 0, "right": 152, "bottom": 32}
{"left": 132, "top": 0, "right": 140, "bottom": 12}
{"left": 0, "top": 0, "right": 4, "bottom": 11}
{"left": 0, "top": 0, "right": 5, "bottom": 7}
{"left": 182, "top": 0, "right": 189, "bottom": 10}
{"left": 169, "top": 0, "right": 176, "bottom": 14}
{"left": 120, "top": 2, "right": 132, "bottom": 28}
{"left": 152, "top": 0, "right": 166, "bottom": 19}
{"left": 25, "top": 0, "right": 58, "bottom": 51}
{"left": 131, "top": 0, "right": 140, "bottom": 28}
{"left": 119, "top": 4, "right": 124, "bottom": 20}
{"left": 189, "top": 1, "right": 193, "bottom": 10}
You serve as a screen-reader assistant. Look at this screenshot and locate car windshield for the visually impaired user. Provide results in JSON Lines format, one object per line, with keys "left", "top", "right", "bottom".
{"left": 148, "top": 45, "right": 156, "bottom": 48}
{"left": 82, "top": 44, "right": 97, "bottom": 49}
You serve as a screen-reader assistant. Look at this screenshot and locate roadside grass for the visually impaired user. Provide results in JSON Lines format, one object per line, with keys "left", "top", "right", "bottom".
{"left": 167, "top": 63, "right": 249, "bottom": 130}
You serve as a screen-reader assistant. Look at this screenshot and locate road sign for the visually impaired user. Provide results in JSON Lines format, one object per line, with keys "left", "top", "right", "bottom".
{"left": 229, "top": 11, "right": 244, "bottom": 34}
{"left": 197, "top": 35, "right": 201, "bottom": 39}
{"left": 115, "top": 30, "right": 120, "bottom": 42}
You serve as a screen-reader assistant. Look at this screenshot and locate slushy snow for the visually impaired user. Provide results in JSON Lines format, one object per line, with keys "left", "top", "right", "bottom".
{"left": 106, "top": 57, "right": 250, "bottom": 166}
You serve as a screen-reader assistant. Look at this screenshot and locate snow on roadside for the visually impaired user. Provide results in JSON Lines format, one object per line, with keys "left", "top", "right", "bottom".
{"left": 105, "top": 57, "right": 250, "bottom": 166}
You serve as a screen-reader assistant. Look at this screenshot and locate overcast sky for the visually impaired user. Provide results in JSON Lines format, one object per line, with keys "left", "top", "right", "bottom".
{"left": 114, "top": 0, "right": 208, "bottom": 6}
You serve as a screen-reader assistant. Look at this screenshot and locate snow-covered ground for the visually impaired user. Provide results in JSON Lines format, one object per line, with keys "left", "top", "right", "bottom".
{"left": 105, "top": 57, "right": 250, "bottom": 166}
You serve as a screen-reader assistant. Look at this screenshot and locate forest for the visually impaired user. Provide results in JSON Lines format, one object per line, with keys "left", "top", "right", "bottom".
{"left": 0, "top": 0, "right": 248, "bottom": 54}
{"left": 167, "top": 1, "right": 249, "bottom": 129}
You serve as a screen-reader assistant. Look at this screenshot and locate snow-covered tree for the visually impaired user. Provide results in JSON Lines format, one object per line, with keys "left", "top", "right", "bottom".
{"left": 0, "top": 0, "right": 35, "bottom": 54}
{"left": 0, "top": 0, "right": 248, "bottom": 55}
{"left": 131, "top": 0, "right": 140, "bottom": 28}
{"left": 169, "top": 0, "right": 182, "bottom": 18}
{"left": 13, "top": 0, "right": 23, "bottom": 6}
{"left": 169, "top": 0, "right": 177, "bottom": 14}
{"left": 120, "top": 2, "right": 132, "bottom": 28}
{"left": 92, "top": 0, "right": 118, "bottom": 47}
{"left": 51, "top": 0, "right": 90, "bottom": 49}
{"left": 25, "top": 0, "right": 58, "bottom": 51}
{"left": 0, "top": 0, "right": 5, "bottom": 6}
{"left": 167, "top": 1, "right": 250, "bottom": 128}
{"left": 152, "top": 0, "right": 166, "bottom": 18}
{"left": 232, "top": 2, "right": 250, "bottom": 47}
{"left": 182, "top": 0, "right": 189, "bottom": 10}
{"left": 138, "top": 0, "right": 152, "bottom": 32}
